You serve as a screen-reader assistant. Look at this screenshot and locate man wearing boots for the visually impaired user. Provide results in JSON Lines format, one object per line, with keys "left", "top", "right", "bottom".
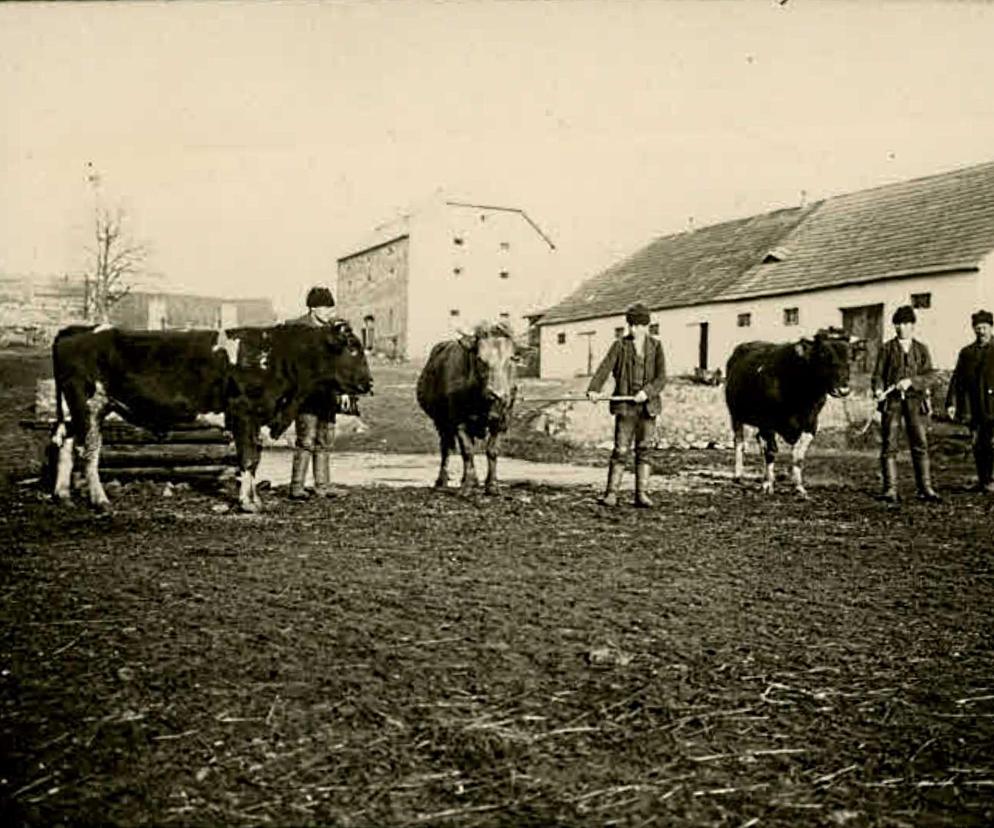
{"left": 871, "top": 305, "right": 940, "bottom": 503}
{"left": 586, "top": 302, "right": 666, "bottom": 508}
{"left": 945, "top": 309, "right": 994, "bottom": 493}
{"left": 287, "top": 285, "right": 342, "bottom": 500}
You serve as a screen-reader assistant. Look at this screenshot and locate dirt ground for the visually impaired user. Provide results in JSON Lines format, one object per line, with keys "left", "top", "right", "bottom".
{"left": 2, "top": 348, "right": 994, "bottom": 827}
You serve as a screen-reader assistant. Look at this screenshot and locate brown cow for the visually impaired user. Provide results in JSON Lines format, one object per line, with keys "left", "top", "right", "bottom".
{"left": 416, "top": 323, "right": 517, "bottom": 495}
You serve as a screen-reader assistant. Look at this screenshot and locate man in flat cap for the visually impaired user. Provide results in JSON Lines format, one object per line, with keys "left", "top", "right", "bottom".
{"left": 871, "top": 304, "right": 940, "bottom": 502}
{"left": 285, "top": 285, "right": 342, "bottom": 499}
{"left": 586, "top": 302, "right": 667, "bottom": 507}
{"left": 945, "top": 309, "right": 994, "bottom": 492}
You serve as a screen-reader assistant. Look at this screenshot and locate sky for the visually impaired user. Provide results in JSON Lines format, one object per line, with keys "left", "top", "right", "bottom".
{"left": 3, "top": 0, "right": 994, "bottom": 317}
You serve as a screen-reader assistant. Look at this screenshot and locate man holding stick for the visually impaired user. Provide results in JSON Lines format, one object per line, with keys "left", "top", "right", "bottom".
{"left": 945, "top": 309, "right": 994, "bottom": 493}
{"left": 586, "top": 302, "right": 667, "bottom": 507}
{"left": 871, "top": 305, "right": 940, "bottom": 503}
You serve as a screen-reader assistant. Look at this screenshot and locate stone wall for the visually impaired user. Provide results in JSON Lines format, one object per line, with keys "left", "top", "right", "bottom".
{"left": 528, "top": 376, "right": 953, "bottom": 450}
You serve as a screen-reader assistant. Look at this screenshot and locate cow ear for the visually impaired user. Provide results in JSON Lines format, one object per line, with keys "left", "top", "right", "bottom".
{"left": 795, "top": 338, "right": 813, "bottom": 357}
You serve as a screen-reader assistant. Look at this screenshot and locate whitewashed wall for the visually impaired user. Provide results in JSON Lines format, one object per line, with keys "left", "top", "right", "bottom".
{"left": 406, "top": 203, "right": 557, "bottom": 361}
{"left": 539, "top": 269, "right": 985, "bottom": 379}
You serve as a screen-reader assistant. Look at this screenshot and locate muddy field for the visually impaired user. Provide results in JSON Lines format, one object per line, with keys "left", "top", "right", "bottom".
{"left": 2, "top": 348, "right": 994, "bottom": 827}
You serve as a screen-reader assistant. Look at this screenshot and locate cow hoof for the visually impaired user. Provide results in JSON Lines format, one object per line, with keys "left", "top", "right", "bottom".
{"left": 239, "top": 500, "right": 261, "bottom": 514}
{"left": 761, "top": 483, "right": 774, "bottom": 495}
{"left": 433, "top": 477, "right": 449, "bottom": 489}
{"left": 483, "top": 483, "right": 500, "bottom": 496}
{"left": 795, "top": 488, "right": 810, "bottom": 500}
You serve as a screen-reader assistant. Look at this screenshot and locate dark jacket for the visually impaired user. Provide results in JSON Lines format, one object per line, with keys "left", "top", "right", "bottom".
{"left": 871, "top": 338, "right": 934, "bottom": 400}
{"left": 587, "top": 335, "right": 667, "bottom": 417}
{"left": 946, "top": 340, "right": 994, "bottom": 425}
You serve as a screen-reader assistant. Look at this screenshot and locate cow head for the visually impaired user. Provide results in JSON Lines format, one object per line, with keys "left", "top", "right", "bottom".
{"left": 318, "top": 319, "right": 374, "bottom": 395}
{"left": 262, "top": 320, "right": 373, "bottom": 438}
{"left": 467, "top": 322, "right": 518, "bottom": 417}
{"left": 795, "top": 327, "right": 853, "bottom": 397}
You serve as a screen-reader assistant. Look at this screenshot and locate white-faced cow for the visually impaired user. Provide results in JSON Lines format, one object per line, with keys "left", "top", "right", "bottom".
{"left": 416, "top": 323, "right": 517, "bottom": 495}
{"left": 51, "top": 321, "right": 372, "bottom": 512}
{"left": 725, "top": 327, "right": 856, "bottom": 498}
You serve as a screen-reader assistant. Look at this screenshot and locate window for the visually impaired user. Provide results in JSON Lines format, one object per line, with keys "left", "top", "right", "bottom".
{"left": 911, "top": 292, "right": 931, "bottom": 309}
{"left": 649, "top": 322, "right": 659, "bottom": 335}
{"left": 499, "top": 241, "right": 510, "bottom": 251}
{"left": 737, "top": 312, "right": 752, "bottom": 328}
{"left": 783, "top": 307, "right": 799, "bottom": 326}
{"left": 499, "top": 270, "right": 509, "bottom": 279}
{"left": 556, "top": 332, "right": 566, "bottom": 344}
{"left": 614, "top": 326, "right": 625, "bottom": 339}
{"left": 453, "top": 236, "right": 464, "bottom": 246}
{"left": 450, "top": 309, "right": 460, "bottom": 318}
{"left": 453, "top": 266, "right": 463, "bottom": 276}
{"left": 499, "top": 312, "right": 510, "bottom": 320}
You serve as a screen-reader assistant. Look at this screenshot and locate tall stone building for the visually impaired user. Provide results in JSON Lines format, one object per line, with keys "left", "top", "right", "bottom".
{"left": 336, "top": 196, "right": 557, "bottom": 361}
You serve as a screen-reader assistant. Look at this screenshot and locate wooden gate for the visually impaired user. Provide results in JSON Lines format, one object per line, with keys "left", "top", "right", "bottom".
{"left": 841, "top": 304, "right": 883, "bottom": 374}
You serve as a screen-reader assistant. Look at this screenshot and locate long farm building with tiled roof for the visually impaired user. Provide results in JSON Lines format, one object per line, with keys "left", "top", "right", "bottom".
{"left": 537, "top": 160, "right": 994, "bottom": 379}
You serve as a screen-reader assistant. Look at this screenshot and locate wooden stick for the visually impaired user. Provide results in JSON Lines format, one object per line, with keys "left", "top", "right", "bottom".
{"left": 522, "top": 395, "right": 639, "bottom": 403}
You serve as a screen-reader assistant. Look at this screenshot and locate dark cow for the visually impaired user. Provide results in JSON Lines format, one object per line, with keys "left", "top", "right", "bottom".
{"left": 51, "top": 320, "right": 372, "bottom": 512}
{"left": 725, "top": 327, "right": 856, "bottom": 497}
{"left": 416, "top": 323, "right": 517, "bottom": 495}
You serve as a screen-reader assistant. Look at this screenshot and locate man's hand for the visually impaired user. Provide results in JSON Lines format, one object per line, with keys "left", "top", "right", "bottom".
{"left": 586, "top": 390, "right": 601, "bottom": 402}
{"left": 633, "top": 390, "right": 648, "bottom": 404}
{"left": 896, "top": 378, "right": 913, "bottom": 391}
{"left": 874, "top": 388, "right": 888, "bottom": 402}
{"left": 947, "top": 405, "right": 957, "bottom": 421}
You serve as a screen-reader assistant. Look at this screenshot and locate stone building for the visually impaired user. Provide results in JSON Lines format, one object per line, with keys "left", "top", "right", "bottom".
{"left": 336, "top": 195, "right": 558, "bottom": 361}
{"left": 0, "top": 272, "right": 275, "bottom": 345}
{"left": 538, "top": 160, "right": 994, "bottom": 378}
{"left": 110, "top": 291, "right": 275, "bottom": 330}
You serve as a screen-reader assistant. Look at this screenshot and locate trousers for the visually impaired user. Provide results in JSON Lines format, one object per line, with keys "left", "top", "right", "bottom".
{"left": 610, "top": 411, "right": 655, "bottom": 465}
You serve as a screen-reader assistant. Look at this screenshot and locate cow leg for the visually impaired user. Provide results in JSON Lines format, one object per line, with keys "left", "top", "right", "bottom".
{"left": 51, "top": 422, "right": 75, "bottom": 504}
{"left": 81, "top": 384, "right": 110, "bottom": 511}
{"left": 233, "top": 421, "right": 263, "bottom": 513}
{"left": 455, "top": 425, "right": 478, "bottom": 495}
{"left": 731, "top": 421, "right": 745, "bottom": 482}
{"left": 790, "top": 431, "right": 814, "bottom": 499}
{"left": 759, "top": 431, "right": 777, "bottom": 494}
{"left": 434, "top": 431, "right": 453, "bottom": 488}
{"left": 483, "top": 429, "right": 501, "bottom": 495}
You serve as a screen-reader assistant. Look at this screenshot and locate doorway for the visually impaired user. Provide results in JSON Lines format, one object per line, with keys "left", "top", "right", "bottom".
{"left": 841, "top": 304, "right": 883, "bottom": 374}
{"left": 698, "top": 322, "right": 709, "bottom": 371}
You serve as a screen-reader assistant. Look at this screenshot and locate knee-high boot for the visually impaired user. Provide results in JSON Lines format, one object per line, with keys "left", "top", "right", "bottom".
{"left": 598, "top": 460, "right": 624, "bottom": 506}
{"left": 289, "top": 449, "right": 311, "bottom": 500}
{"left": 912, "top": 453, "right": 942, "bottom": 502}
{"left": 880, "top": 456, "right": 899, "bottom": 503}
{"left": 312, "top": 451, "right": 344, "bottom": 497}
{"left": 634, "top": 463, "right": 654, "bottom": 508}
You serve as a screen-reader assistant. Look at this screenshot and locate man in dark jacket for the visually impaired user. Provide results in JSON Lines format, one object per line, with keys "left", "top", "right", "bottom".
{"left": 945, "top": 309, "right": 994, "bottom": 492}
{"left": 586, "top": 302, "right": 667, "bottom": 507}
{"left": 286, "top": 286, "right": 341, "bottom": 499}
{"left": 871, "top": 305, "right": 940, "bottom": 503}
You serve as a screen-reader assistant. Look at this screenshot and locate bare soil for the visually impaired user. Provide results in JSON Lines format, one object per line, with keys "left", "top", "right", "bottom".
{"left": 2, "top": 348, "right": 993, "bottom": 827}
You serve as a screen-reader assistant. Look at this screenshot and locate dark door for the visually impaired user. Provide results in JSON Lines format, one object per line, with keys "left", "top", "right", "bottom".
{"left": 841, "top": 304, "right": 883, "bottom": 373}
{"left": 698, "top": 322, "right": 709, "bottom": 371}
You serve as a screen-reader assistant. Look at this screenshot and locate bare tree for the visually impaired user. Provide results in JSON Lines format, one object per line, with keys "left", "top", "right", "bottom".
{"left": 84, "top": 205, "right": 148, "bottom": 324}
{"left": 82, "top": 163, "right": 148, "bottom": 324}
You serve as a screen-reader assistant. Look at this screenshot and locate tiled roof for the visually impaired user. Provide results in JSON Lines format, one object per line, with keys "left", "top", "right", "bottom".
{"left": 717, "top": 160, "right": 994, "bottom": 301}
{"left": 540, "top": 160, "right": 994, "bottom": 325}
{"left": 538, "top": 206, "right": 813, "bottom": 325}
